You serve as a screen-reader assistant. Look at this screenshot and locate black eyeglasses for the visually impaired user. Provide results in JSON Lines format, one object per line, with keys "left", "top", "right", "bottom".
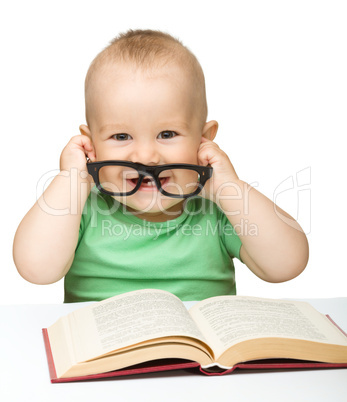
{"left": 87, "top": 160, "right": 213, "bottom": 198}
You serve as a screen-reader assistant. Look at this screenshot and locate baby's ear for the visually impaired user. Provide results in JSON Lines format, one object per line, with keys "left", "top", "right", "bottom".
{"left": 79, "top": 124, "right": 92, "bottom": 140}
{"left": 202, "top": 120, "right": 218, "bottom": 141}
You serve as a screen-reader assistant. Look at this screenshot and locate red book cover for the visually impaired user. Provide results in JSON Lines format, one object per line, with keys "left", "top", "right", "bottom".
{"left": 42, "top": 315, "right": 347, "bottom": 383}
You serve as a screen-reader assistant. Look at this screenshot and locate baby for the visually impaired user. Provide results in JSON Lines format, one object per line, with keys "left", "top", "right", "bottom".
{"left": 13, "top": 29, "right": 309, "bottom": 302}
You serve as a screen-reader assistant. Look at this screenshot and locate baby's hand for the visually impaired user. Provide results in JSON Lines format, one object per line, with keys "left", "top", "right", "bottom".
{"left": 60, "top": 135, "right": 96, "bottom": 174}
{"left": 198, "top": 137, "right": 239, "bottom": 201}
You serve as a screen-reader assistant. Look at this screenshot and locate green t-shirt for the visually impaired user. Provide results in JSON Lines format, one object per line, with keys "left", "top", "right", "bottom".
{"left": 64, "top": 188, "right": 242, "bottom": 302}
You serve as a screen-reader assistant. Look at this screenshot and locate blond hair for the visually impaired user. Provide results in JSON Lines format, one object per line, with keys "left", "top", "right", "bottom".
{"left": 84, "top": 29, "right": 207, "bottom": 126}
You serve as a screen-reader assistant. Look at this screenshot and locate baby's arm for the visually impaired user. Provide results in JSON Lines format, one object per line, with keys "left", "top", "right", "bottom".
{"left": 198, "top": 137, "right": 309, "bottom": 283}
{"left": 13, "top": 135, "right": 96, "bottom": 284}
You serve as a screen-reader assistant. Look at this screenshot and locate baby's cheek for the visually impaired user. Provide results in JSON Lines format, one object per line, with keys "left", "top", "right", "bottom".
{"left": 94, "top": 146, "right": 127, "bottom": 161}
{"left": 174, "top": 150, "right": 199, "bottom": 164}
{"left": 173, "top": 140, "right": 201, "bottom": 164}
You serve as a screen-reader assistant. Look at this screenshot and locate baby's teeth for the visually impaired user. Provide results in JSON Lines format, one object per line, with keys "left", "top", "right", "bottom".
{"left": 143, "top": 179, "right": 155, "bottom": 186}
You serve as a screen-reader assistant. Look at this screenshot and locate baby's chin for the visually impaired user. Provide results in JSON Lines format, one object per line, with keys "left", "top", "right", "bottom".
{"left": 114, "top": 195, "right": 185, "bottom": 221}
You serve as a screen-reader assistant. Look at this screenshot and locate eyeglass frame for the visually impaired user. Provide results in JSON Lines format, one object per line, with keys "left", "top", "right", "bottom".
{"left": 86, "top": 160, "right": 213, "bottom": 198}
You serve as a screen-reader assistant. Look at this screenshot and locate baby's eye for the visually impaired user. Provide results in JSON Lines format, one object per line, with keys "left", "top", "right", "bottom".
{"left": 112, "top": 133, "right": 132, "bottom": 141}
{"left": 158, "top": 131, "right": 177, "bottom": 140}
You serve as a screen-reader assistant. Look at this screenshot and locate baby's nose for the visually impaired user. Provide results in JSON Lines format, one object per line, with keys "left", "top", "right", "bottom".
{"left": 132, "top": 142, "right": 161, "bottom": 165}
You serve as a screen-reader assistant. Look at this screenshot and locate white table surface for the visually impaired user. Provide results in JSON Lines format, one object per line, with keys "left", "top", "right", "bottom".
{"left": 1, "top": 298, "right": 347, "bottom": 402}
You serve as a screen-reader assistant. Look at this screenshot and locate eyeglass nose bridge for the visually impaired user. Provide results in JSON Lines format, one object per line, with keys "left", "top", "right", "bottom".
{"left": 136, "top": 165, "right": 156, "bottom": 175}
{"left": 136, "top": 165, "right": 163, "bottom": 191}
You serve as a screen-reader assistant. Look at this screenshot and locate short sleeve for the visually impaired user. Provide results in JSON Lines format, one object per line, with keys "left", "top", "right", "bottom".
{"left": 76, "top": 187, "right": 116, "bottom": 248}
{"left": 77, "top": 202, "right": 87, "bottom": 248}
{"left": 218, "top": 209, "right": 242, "bottom": 260}
{"left": 76, "top": 188, "right": 94, "bottom": 248}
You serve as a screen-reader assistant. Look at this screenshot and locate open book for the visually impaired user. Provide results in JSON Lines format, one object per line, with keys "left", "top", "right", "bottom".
{"left": 43, "top": 289, "right": 347, "bottom": 382}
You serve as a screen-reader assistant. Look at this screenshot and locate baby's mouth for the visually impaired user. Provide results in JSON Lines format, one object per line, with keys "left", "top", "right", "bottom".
{"left": 127, "top": 176, "right": 169, "bottom": 190}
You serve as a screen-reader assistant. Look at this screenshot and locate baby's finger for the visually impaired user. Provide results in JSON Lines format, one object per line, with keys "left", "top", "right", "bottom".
{"left": 198, "top": 146, "right": 213, "bottom": 167}
{"left": 77, "top": 135, "right": 97, "bottom": 161}
{"left": 83, "top": 140, "right": 97, "bottom": 161}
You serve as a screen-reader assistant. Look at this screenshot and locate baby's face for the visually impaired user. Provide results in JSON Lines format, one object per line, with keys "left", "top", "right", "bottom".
{"left": 85, "top": 62, "right": 207, "bottom": 220}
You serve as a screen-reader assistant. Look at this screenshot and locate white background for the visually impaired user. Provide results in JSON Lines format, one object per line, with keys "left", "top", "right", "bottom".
{"left": 1, "top": 0, "right": 346, "bottom": 304}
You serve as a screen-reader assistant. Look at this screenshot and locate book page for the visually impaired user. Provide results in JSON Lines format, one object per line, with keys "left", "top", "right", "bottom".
{"left": 189, "top": 296, "right": 347, "bottom": 359}
{"left": 64, "top": 289, "right": 208, "bottom": 363}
